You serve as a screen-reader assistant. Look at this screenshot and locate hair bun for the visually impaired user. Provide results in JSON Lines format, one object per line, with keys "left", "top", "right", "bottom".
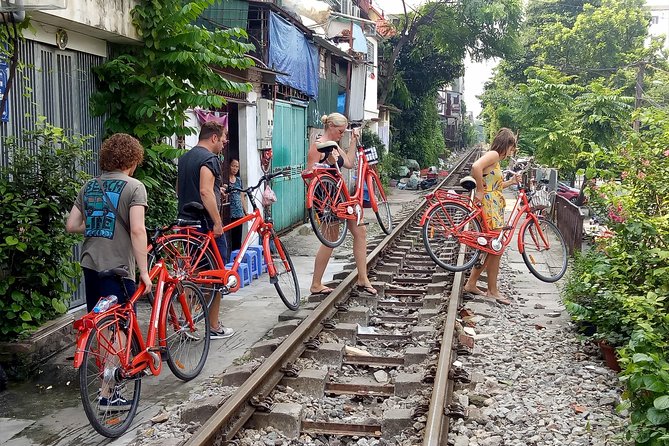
{"left": 320, "top": 115, "right": 329, "bottom": 124}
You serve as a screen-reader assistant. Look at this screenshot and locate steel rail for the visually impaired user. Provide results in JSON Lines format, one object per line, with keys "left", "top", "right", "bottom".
{"left": 423, "top": 148, "right": 480, "bottom": 445}
{"left": 184, "top": 149, "right": 477, "bottom": 446}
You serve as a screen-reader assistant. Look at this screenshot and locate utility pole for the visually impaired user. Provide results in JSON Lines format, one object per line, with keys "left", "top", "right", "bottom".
{"left": 633, "top": 61, "right": 645, "bottom": 132}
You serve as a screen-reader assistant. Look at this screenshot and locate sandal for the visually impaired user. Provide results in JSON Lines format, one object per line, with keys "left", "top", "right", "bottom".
{"left": 310, "top": 287, "right": 334, "bottom": 296}
{"left": 355, "top": 284, "right": 378, "bottom": 296}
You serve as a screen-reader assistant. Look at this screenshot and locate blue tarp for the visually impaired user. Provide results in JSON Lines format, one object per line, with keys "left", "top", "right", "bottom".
{"left": 269, "top": 12, "right": 319, "bottom": 98}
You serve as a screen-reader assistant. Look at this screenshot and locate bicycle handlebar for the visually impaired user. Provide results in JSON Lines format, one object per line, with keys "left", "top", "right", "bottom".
{"left": 225, "top": 170, "right": 288, "bottom": 195}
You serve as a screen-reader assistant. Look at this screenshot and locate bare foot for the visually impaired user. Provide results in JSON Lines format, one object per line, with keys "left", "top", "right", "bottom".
{"left": 463, "top": 285, "right": 486, "bottom": 295}
{"left": 487, "top": 292, "right": 511, "bottom": 305}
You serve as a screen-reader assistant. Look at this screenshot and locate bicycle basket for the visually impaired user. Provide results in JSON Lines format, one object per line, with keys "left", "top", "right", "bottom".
{"left": 363, "top": 147, "right": 379, "bottom": 165}
{"left": 531, "top": 189, "right": 553, "bottom": 211}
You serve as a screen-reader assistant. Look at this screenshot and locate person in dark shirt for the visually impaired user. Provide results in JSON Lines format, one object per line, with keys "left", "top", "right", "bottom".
{"left": 177, "top": 122, "right": 234, "bottom": 339}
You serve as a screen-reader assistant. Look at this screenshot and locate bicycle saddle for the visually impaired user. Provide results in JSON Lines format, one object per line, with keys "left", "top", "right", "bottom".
{"left": 316, "top": 141, "right": 339, "bottom": 154}
{"left": 459, "top": 176, "right": 477, "bottom": 191}
{"left": 98, "top": 266, "right": 130, "bottom": 279}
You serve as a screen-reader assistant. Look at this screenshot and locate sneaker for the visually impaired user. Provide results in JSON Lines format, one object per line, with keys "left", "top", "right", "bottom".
{"left": 98, "top": 392, "right": 131, "bottom": 412}
{"left": 210, "top": 323, "right": 234, "bottom": 339}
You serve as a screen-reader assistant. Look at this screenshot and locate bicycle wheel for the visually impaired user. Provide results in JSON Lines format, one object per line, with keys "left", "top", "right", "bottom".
{"left": 521, "top": 218, "right": 568, "bottom": 282}
{"left": 422, "top": 202, "right": 481, "bottom": 271}
{"left": 79, "top": 314, "right": 141, "bottom": 438}
{"left": 163, "top": 281, "right": 211, "bottom": 381}
{"left": 149, "top": 236, "right": 218, "bottom": 305}
{"left": 308, "top": 174, "right": 348, "bottom": 248}
{"left": 370, "top": 174, "right": 393, "bottom": 234}
{"left": 267, "top": 235, "right": 300, "bottom": 310}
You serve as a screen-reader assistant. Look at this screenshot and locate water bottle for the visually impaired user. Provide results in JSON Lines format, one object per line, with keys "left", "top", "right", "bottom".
{"left": 93, "top": 295, "right": 118, "bottom": 313}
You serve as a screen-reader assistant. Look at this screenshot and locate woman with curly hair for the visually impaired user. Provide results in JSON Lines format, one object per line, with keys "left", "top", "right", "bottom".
{"left": 66, "top": 133, "right": 151, "bottom": 312}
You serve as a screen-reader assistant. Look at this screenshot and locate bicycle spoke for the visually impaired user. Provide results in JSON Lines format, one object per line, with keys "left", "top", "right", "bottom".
{"left": 521, "top": 219, "right": 568, "bottom": 282}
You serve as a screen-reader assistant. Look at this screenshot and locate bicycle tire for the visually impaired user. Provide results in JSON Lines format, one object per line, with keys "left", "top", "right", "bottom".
{"left": 267, "top": 236, "right": 300, "bottom": 310}
{"left": 370, "top": 174, "right": 393, "bottom": 234}
{"left": 79, "top": 313, "right": 141, "bottom": 438}
{"left": 308, "top": 174, "right": 348, "bottom": 248}
{"left": 149, "top": 235, "right": 218, "bottom": 306}
{"left": 422, "top": 202, "right": 481, "bottom": 271}
{"left": 521, "top": 218, "right": 568, "bottom": 282}
{"left": 163, "top": 281, "right": 211, "bottom": 381}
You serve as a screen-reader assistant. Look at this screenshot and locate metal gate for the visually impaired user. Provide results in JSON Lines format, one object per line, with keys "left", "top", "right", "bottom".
{"left": 271, "top": 101, "right": 307, "bottom": 232}
{"left": 0, "top": 40, "right": 105, "bottom": 309}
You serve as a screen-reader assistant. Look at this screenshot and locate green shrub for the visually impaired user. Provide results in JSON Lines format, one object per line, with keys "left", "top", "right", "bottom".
{"left": 0, "top": 120, "right": 89, "bottom": 340}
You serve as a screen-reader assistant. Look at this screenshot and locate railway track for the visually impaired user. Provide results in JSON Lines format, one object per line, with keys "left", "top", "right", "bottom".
{"left": 182, "top": 150, "right": 479, "bottom": 446}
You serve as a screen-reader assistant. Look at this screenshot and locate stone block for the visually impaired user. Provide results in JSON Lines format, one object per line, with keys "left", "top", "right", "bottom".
{"left": 427, "top": 281, "right": 449, "bottom": 295}
{"left": 418, "top": 309, "right": 439, "bottom": 323}
{"left": 336, "top": 305, "right": 370, "bottom": 325}
{"left": 278, "top": 309, "right": 312, "bottom": 322}
{"left": 374, "top": 271, "right": 394, "bottom": 284}
{"left": 249, "top": 402, "right": 303, "bottom": 439}
{"left": 282, "top": 368, "right": 328, "bottom": 399}
{"left": 382, "top": 408, "right": 413, "bottom": 438}
{"left": 377, "top": 262, "right": 400, "bottom": 274}
{"left": 180, "top": 395, "right": 221, "bottom": 424}
{"left": 250, "top": 338, "right": 283, "bottom": 359}
{"left": 404, "top": 347, "right": 428, "bottom": 365}
{"left": 220, "top": 363, "right": 255, "bottom": 387}
{"left": 412, "top": 325, "right": 436, "bottom": 338}
{"left": 331, "top": 323, "right": 357, "bottom": 343}
{"left": 302, "top": 342, "right": 344, "bottom": 369}
{"left": 432, "top": 272, "right": 453, "bottom": 283}
{"left": 271, "top": 319, "right": 301, "bottom": 338}
{"left": 422, "top": 294, "right": 444, "bottom": 309}
{"left": 394, "top": 373, "right": 424, "bottom": 397}
{"left": 349, "top": 294, "right": 378, "bottom": 310}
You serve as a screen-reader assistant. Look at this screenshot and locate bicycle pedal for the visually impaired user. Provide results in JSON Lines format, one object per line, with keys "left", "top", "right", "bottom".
{"left": 358, "top": 222, "right": 370, "bottom": 226}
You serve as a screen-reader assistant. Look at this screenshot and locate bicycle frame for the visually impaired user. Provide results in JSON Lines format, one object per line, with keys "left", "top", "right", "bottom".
{"left": 304, "top": 144, "right": 384, "bottom": 225}
{"left": 421, "top": 187, "right": 546, "bottom": 257}
{"left": 73, "top": 260, "right": 185, "bottom": 378}
{"left": 174, "top": 207, "right": 283, "bottom": 293}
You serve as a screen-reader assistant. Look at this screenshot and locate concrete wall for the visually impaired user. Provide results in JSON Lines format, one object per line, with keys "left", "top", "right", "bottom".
{"left": 31, "top": 0, "right": 140, "bottom": 43}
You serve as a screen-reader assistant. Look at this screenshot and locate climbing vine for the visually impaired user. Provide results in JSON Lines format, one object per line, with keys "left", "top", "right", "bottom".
{"left": 90, "top": 0, "right": 254, "bottom": 226}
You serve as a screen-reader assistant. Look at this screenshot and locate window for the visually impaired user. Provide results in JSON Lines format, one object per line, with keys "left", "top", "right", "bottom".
{"left": 651, "top": 15, "right": 659, "bottom": 25}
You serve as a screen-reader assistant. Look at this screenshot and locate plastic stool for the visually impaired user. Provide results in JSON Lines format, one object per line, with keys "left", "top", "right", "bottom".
{"left": 226, "top": 262, "right": 251, "bottom": 287}
{"left": 230, "top": 249, "right": 260, "bottom": 280}
{"left": 246, "top": 246, "right": 267, "bottom": 273}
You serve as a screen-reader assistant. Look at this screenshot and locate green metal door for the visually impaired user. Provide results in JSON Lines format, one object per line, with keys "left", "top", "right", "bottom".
{"left": 271, "top": 101, "right": 307, "bottom": 232}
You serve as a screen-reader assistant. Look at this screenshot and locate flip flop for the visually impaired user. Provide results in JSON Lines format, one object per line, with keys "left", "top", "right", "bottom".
{"left": 310, "top": 287, "right": 333, "bottom": 296}
{"left": 355, "top": 284, "right": 378, "bottom": 296}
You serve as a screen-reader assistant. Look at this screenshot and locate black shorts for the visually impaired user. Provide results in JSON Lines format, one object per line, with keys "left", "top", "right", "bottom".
{"left": 83, "top": 267, "right": 136, "bottom": 312}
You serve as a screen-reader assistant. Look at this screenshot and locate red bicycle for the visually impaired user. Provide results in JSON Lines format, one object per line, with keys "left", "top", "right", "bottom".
{"left": 73, "top": 225, "right": 210, "bottom": 437}
{"left": 302, "top": 139, "right": 393, "bottom": 248}
{"left": 151, "top": 172, "right": 300, "bottom": 310}
{"left": 421, "top": 167, "right": 568, "bottom": 282}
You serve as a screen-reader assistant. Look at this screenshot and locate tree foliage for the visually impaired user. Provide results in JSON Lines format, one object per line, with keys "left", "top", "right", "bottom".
{"left": 381, "top": 0, "right": 521, "bottom": 164}
{"left": 0, "top": 120, "right": 89, "bottom": 340}
{"left": 91, "top": 0, "right": 254, "bottom": 226}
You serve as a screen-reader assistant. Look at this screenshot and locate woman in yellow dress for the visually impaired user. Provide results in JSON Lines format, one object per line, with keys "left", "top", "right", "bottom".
{"left": 463, "top": 128, "right": 520, "bottom": 305}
